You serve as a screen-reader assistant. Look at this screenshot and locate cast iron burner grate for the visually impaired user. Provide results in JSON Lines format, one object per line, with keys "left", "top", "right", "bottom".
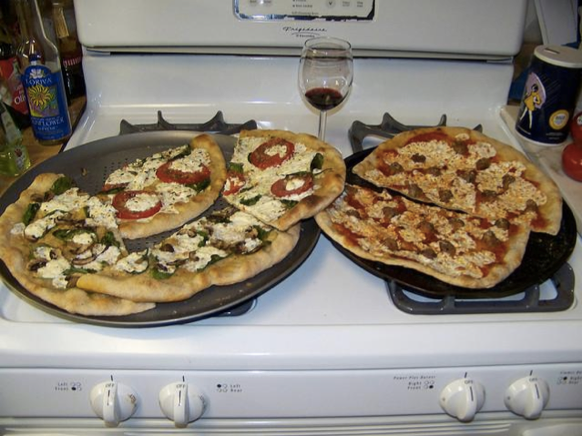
{"left": 348, "top": 112, "right": 575, "bottom": 315}
{"left": 348, "top": 112, "right": 483, "bottom": 153}
{"left": 119, "top": 110, "right": 258, "bottom": 135}
{"left": 119, "top": 110, "right": 258, "bottom": 318}
{"left": 387, "top": 263, "right": 575, "bottom": 315}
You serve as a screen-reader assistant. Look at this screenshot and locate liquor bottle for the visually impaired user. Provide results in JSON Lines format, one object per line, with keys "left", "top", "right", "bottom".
{"left": 16, "top": 0, "right": 71, "bottom": 146}
{"left": 51, "top": 0, "right": 84, "bottom": 100}
{"left": 0, "top": 8, "right": 30, "bottom": 129}
{"left": 0, "top": 99, "right": 30, "bottom": 177}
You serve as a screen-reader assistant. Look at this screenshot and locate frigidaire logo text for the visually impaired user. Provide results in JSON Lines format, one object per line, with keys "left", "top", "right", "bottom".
{"left": 283, "top": 26, "right": 327, "bottom": 38}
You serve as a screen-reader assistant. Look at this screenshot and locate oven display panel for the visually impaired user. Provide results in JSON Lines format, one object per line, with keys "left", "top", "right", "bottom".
{"left": 234, "top": 0, "right": 375, "bottom": 21}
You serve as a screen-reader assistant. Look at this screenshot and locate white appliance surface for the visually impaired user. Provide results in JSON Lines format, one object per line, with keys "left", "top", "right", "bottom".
{"left": 1, "top": 1, "right": 581, "bottom": 434}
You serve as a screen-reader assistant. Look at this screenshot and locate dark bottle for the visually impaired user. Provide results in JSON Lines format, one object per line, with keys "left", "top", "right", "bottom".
{"left": 0, "top": 7, "right": 30, "bottom": 128}
{"left": 51, "top": 0, "right": 84, "bottom": 100}
{"left": 16, "top": 0, "right": 71, "bottom": 145}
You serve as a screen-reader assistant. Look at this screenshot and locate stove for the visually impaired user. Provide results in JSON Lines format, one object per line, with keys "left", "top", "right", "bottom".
{"left": 1, "top": 0, "right": 581, "bottom": 434}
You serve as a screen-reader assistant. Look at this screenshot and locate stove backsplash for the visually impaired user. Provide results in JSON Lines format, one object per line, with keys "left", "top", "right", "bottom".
{"left": 74, "top": 0, "right": 527, "bottom": 60}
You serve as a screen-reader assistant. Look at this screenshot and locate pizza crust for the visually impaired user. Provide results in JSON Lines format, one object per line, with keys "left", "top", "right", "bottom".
{"left": 315, "top": 185, "right": 531, "bottom": 289}
{"left": 77, "top": 224, "right": 300, "bottom": 302}
{"left": 0, "top": 173, "right": 155, "bottom": 316}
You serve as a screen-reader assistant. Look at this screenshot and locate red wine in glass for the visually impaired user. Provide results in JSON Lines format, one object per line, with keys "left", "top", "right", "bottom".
{"left": 299, "top": 37, "right": 353, "bottom": 141}
{"left": 304, "top": 87, "right": 346, "bottom": 111}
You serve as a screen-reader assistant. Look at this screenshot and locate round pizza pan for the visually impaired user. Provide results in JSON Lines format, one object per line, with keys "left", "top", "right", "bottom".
{"left": 0, "top": 131, "right": 320, "bottom": 327}
{"left": 327, "top": 147, "right": 578, "bottom": 299}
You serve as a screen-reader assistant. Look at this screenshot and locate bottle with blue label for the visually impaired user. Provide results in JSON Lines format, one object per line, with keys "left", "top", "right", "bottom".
{"left": 16, "top": 0, "right": 71, "bottom": 146}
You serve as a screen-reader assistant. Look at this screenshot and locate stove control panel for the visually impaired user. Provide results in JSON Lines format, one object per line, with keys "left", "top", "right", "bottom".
{"left": 0, "top": 364, "right": 580, "bottom": 426}
{"left": 234, "top": 0, "right": 375, "bottom": 21}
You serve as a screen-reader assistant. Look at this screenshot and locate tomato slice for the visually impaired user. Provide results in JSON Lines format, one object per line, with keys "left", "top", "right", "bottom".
{"left": 112, "top": 190, "right": 162, "bottom": 220}
{"left": 223, "top": 171, "right": 246, "bottom": 196}
{"left": 156, "top": 161, "right": 211, "bottom": 184}
{"left": 248, "top": 138, "right": 295, "bottom": 169}
{"left": 271, "top": 174, "right": 313, "bottom": 198}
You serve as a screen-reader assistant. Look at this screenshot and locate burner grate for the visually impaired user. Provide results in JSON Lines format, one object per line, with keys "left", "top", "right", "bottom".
{"left": 387, "top": 263, "right": 575, "bottom": 315}
{"left": 348, "top": 112, "right": 483, "bottom": 153}
{"left": 120, "top": 110, "right": 258, "bottom": 135}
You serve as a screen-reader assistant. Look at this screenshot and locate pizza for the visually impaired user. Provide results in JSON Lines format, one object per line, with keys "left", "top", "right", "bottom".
{"left": 0, "top": 173, "right": 155, "bottom": 316}
{"left": 315, "top": 184, "right": 531, "bottom": 289}
{"left": 99, "top": 134, "right": 227, "bottom": 239}
{"left": 352, "top": 126, "right": 562, "bottom": 235}
{"left": 222, "top": 129, "right": 346, "bottom": 230}
{"left": 76, "top": 206, "right": 300, "bottom": 302}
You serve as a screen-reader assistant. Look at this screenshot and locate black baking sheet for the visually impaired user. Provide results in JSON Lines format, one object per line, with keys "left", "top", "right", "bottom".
{"left": 326, "top": 147, "right": 578, "bottom": 299}
{"left": 0, "top": 131, "right": 320, "bottom": 327}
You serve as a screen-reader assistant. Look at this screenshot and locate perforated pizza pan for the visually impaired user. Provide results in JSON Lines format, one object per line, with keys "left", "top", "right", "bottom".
{"left": 0, "top": 131, "right": 320, "bottom": 327}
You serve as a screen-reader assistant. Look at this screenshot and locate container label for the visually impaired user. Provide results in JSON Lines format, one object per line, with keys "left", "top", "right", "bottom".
{"left": 0, "top": 57, "right": 29, "bottom": 116}
{"left": 22, "top": 64, "right": 71, "bottom": 142}
{"left": 516, "top": 56, "right": 581, "bottom": 145}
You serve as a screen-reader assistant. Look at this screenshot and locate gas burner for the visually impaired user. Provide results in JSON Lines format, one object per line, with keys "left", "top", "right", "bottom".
{"left": 348, "top": 112, "right": 483, "bottom": 153}
{"left": 119, "top": 110, "right": 258, "bottom": 135}
{"left": 386, "top": 263, "right": 575, "bottom": 315}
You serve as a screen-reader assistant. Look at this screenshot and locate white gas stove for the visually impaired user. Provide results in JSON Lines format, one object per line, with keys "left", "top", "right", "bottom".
{"left": 1, "top": 1, "right": 581, "bottom": 434}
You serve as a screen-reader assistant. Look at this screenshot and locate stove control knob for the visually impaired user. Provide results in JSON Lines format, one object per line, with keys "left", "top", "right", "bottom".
{"left": 504, "top": 376, "right": 549, "bottom": 419}
{"left": 159, "top": 382, "right": 206, "bottom": 427}
{"left": 90, "top": 381, "right": 138, "bottom": 427}
{"left": 439, "top": 378, "right": 485, "bottom": 422}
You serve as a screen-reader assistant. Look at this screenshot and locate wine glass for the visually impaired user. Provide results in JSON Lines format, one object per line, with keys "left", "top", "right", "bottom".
{"left": 299, "top": 37, "right": 353, "bottom": 141}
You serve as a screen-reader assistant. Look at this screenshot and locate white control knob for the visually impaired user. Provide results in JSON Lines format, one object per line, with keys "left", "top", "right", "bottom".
{"left": 505, "top": 376, "right": 549, "bottom": 419}
{"left": 159, "top": 382, "right": 206, "bottom": 427}
{"left": 439, "top": 378, "right": 485, "bottom": 422}
{"left": 90, "top": 381, "right": 138, "bottom": 427}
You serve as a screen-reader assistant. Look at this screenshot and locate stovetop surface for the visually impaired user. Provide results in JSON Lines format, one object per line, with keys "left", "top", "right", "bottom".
{"left": 0, "top": 54, "right": 581, "bottom": 372}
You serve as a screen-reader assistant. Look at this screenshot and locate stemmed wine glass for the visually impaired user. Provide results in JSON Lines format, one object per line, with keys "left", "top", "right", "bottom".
{"left": 298, "top": 37, "right": 353, "bottom": 141}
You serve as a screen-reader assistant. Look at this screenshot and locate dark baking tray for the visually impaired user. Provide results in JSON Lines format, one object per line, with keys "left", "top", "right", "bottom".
{"left": 0, "top": 131, "right": 320, "bottom": 327}
{"left": 326, "top": 147, "right": 578, "bottom": 299}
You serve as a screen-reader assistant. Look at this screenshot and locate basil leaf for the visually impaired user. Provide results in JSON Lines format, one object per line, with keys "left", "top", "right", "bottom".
{"left": 240, "top": 195, "right": 261, "bottom": 206}
{"left": 22, "top": 202, "right": 40, "bottom": 225}
{"left": 53, "top": 228, "right": 97, "bottom": 242}
{"left": 228, "top": 162, "right": 244, "bottom": 173}
{"left": 188, "top": 178, "right": 210, "bottom": 192}
{"left": 64, "top": 267, "right": 91, "bottom": 275}
{"left": 253, "top": 225, "right": 272, "bottom": 242}
{"left": 50, "top": 176, "right": 75, "bottom": 195}
{"left": 98, "top": 186, "right": 125, "bottom": 195}
{"left": 100, "top": 231, "right": 120, "bottom": 248}
{"left": 310, "top": 153, "right": 324, "bottom": 171}
{"left": 151, "top": 267, "right": 174, "bottom": 280}
{"left": 280, "top": 199, "right": 298, "bottom": 209}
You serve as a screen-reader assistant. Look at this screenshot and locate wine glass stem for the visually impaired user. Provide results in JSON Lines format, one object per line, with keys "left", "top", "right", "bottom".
{"left": 318, "top": 110, "right": 328, "bottom": 141}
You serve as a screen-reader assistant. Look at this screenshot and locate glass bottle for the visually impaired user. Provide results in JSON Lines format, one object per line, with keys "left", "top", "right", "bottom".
{"left": 51, "top": 0, "right": 84, "bottom": 100}
{"left": 0, "top": 99, "right": 30, "bottom": 177}
{"left": 16, "top": 0, "right": 71, "bottom": 146}
{"left": 0, "top": 8, "right": 30, "bottom": 128}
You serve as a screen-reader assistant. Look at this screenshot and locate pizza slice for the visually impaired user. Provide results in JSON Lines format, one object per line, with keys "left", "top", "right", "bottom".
{"left": 315, "top": 184, "right": 531, "bottom": 289}
{"left": 75, "top": 206, "right": 300, "bottom": 303}
{"left": 352, "top": 127, "right": 563, "bottom": 235}
{"left": 222, "top": 129, "right": 346, "bottom": 231}
{"left": 100, "top": 134, "right": 227, "bottom": 239}
{"left": 0, "top": 173, "right": 155, "bottom": 316}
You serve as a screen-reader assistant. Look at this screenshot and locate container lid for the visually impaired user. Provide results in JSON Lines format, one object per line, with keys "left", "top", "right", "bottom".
{"left": 534, "top": 45, "right": 582, "bottom": 69}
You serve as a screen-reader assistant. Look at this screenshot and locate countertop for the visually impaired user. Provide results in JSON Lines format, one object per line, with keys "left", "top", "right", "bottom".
{"left": 0, "top": 97, "right": 86, "bottom": 196}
